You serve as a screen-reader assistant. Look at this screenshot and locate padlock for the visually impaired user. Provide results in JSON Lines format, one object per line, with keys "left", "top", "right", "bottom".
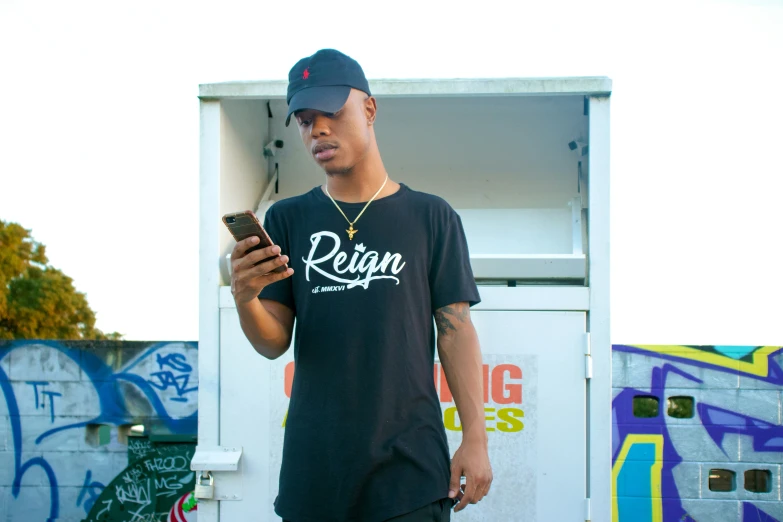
{"left": 194, "top": 471, "right": 215, "bottom": 500}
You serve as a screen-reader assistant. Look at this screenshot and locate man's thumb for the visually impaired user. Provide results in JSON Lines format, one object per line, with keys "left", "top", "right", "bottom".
{"left": 448, "top": 466, "right": 460, "bottom": 498}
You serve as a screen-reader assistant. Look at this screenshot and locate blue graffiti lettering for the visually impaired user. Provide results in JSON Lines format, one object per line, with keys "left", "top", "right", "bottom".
{"left": 0, "top": 340, "right": 198, "bottom": 521}
{"left": 76, "top": 469, "right": 106, "bottom": 513}
{"left": 156, "top": 352, "right": 192, "bottom": 373}
{"left": 147, "top": 371, "right": 197, "bottom": 401}
{"left": 41, "top": 390, "right": 63, "bottom": 423}
{"left": 27, "top": 381, "right": 49, "bottom": 409}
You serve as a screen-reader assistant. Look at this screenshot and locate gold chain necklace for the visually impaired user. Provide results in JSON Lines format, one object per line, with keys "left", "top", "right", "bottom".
{"left": 324, "top": 176, "right": 389, "bottom": 240}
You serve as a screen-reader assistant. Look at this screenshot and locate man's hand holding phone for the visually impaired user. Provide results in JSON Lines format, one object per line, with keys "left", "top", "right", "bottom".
{"left": 230, "top": 238, "right": 294, "bottom": 305}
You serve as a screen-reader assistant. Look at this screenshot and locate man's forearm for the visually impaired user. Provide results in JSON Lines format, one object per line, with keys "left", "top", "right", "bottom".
{"left": 436, "top": 305, "right": 487, "bottom": 445}
{"left": 236, "top": 298, "right": 292, "bottom": 360}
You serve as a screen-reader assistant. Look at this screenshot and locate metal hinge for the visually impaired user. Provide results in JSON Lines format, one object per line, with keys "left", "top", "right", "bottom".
{"left": 584, "top": 497, "right": 591, "bottom": 521}
{"left": 584, "top": 333, "right": 593, "bottom": 379}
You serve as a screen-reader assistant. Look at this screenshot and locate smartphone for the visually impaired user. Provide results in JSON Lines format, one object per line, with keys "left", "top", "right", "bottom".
{"left": 222, "top": 210, "right": 288, "bottom": 273}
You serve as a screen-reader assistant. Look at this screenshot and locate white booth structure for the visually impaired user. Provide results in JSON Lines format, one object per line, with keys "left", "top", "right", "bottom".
{"left": 196, "top": 77, "right": 611, "bottom": 521}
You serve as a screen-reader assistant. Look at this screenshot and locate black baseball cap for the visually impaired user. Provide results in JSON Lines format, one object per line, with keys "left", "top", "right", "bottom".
{"left": 285, "top": 49, "right": 371, "bottom": 126}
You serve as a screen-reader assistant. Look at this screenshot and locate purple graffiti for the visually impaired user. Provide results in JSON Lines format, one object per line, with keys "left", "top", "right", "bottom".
{"left": 613, "top": 346, "right": 783, "bottom": 522}
{"left": 698, "top": 403, "right": 783, "bottom": 454}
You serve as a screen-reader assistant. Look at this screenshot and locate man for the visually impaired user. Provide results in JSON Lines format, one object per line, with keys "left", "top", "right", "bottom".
{"left": 230, "top": 49, "right": 492, "bottom": 522}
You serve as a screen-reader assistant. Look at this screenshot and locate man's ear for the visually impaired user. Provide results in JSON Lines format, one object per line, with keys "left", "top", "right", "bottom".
{"left": 365, "top": 96, "right": 377, "bottom": 125}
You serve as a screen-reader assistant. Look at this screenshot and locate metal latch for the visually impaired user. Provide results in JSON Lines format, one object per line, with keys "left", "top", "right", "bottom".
{"left": 190, "top": 446, "right": 243, "bottom": 471}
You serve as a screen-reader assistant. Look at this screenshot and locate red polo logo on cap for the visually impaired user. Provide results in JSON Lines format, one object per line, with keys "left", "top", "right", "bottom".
{"left": 303, "top": 68, "right": 310, "bottom": 80}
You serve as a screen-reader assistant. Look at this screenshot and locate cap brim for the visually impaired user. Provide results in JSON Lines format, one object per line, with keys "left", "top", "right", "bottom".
{"left": 285, "top": 85, "right": 351, "bottom": 126}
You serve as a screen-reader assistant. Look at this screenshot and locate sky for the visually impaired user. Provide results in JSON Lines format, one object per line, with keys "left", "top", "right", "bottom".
{"left": 1, "top": 0, "right": 782, "bottom": 344}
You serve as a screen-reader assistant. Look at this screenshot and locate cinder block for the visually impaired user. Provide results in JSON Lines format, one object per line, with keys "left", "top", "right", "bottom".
{"left": 658, "top": 388, "right": 698, "bottom": 426}
{"left": 46, "top": 381, "right": 103, "bottom": 418}
{"left": 665, "top": 360, "right": 742, "bottom": 390}
{"left": 612, "top": 351, "right": 631, "bottom": 387}
{"left": 734, "top": 389, "right": 780, "bottom": 424}
{"left": 58, "top": 485, "right": 96, "bottom": 522}
{"left": 0, "top": 452, "right": 15, "bottom": 486}
{"left": 111, "top": 451, "right": 130, "bottom": 474}
{"left": 620, "top": 353, "right": 660, "bottom": 388}
{"left": 744, "top": 500, "right": 783, "bottom": 520}
{"left": 671, "top": 461, "right": 702, "bottom": 500}
{"left": 679, "top": 498, "right": 740, "bottom": 521}
{"left": 5, "top": 484, "right": 58, "bottom": 521}
{"left": 14, "top": 418, "right": 92, "bottom": 466}
{"left": 667, "top": 424, "right": 740, "bottom": 463}
{"left": 10, "top": 344, "right": 82, "bottom": 382}
{"left": 736, "top": 464, "right": 780, "bottom": 502}
{"left": 618, "top": 351, "right": 742, "bottom": 390}
{"left": 7, "top": 381, "right": 102, "bottom": 419}
{"left": 738, "top": 371, "right": 783, "bottom": 390}
{"left": 1, "top": 452, "right": 51, "bottom": 488}
{"left": 43, "top": 450, "right": 119, "bottom": 487}
{"left": 740, "top": 433, "right": 783, "bottom": 464}
{"left": 700, "top": 462, "right": 744, "bottom": 500}
{"left": 0, "top": 416, "right": 11, "bottom": 452}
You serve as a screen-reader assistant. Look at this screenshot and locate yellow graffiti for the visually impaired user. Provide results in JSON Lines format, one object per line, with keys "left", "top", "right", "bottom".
{"left": 443, "top": 406, "right": 524, "bottom": 432}
{"left": 612, "top": 434, "right": 663, "bottom": 522}
{"left": 631, "top": 345, "right": 780, "bottom": 377}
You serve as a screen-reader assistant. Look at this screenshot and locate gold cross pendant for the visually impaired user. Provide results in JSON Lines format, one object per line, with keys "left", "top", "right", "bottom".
{"left": 346, "top": 224, "right": 357, "bottom": 240}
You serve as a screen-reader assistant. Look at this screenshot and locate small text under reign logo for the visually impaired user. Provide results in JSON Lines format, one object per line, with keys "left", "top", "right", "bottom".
{"left": 312, "top": 285, "right": 346, "bottom": 294}
{"left": 303, "top": 231, "right": 405, "bottom": 290}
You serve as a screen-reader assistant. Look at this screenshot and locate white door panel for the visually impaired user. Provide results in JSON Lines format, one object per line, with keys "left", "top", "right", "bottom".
{"left": 217, "top": 310, "right": 586, "bottom": 521}
{"left": 443, "top": 311, "right": 586, "bottom": 521}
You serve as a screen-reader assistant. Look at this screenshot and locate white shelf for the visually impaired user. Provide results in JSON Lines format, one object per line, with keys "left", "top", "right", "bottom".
{"left": 219, "top": 285, "right": 589, "bottom": 311}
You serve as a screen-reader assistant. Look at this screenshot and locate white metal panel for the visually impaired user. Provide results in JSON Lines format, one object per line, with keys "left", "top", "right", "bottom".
{"left": 218, "top": 308, "right": 280, "bottom": 519}
{"left": 469, "top": 253, "right": 586, "bottom": 280}
{"left": 218, "top": 100, "right": 271, "bottom": 285}
{"left": 473, "top": 286, "right": 590, "bottom": 311}
{"left": 453, "top": 311, "right": 587, "bottom": 522}
{"left": 266, "top": 95, "right": 587, "bottom": 210}
{"left": 199, "top": 77, "right": 612, "bottom": 99}
{"left": 198, "top": 99, "right": 221, "bottom": 522}
{"left": 587, "top": 95, "right": 611, "bottom": 522}
{"left": 218, "top": 285, "right": 590, "bottom": 311}
{"left": 457, "top": 209, "right": 573, "bottom": 254}
{"left": 215, "top": 309, "right": 586, "bottom": 521}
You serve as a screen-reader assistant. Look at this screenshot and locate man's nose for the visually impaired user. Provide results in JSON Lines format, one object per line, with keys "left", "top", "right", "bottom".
{"left": 310, "top": 113, "right": 331, "bottom": 137}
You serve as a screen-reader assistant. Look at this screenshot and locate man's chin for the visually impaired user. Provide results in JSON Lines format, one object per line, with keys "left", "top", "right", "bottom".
{"left": 323, "top": 163, "right": 352, "bottom": 176}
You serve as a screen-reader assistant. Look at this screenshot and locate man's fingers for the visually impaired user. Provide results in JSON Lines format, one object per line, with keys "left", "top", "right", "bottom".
{"left": 264, "top": 266, "right": 294, "bottom": 283}
{"left": 231, "top": 237, "right": 261, "bottom": 261}
{"left": 249, "top": 255, "right": 290, "bottom": 278}
{"left": 454, "top": 479, "right": 477, "bottom": 513}
{"left": 234, "top": 245, "right": 281, "bottom": 272}
{"left": 244, "top": 246, "right": 281, "bottom": 267}
{"left": 477, "top": 472, "right": 493, "bottom": 502}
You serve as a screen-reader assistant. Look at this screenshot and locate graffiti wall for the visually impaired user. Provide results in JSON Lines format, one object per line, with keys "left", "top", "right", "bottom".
{"left": 613, "top": 344, "right": 783, "bottom": 522}
{"left": 0, "top": 340, "right": 198, "bottom": 521}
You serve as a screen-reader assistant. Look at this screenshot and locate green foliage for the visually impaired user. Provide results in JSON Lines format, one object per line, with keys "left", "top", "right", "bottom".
{"left": 632, "top": 395, "right": 660, "bottom": 418}
{"left": 0, "top": 220, "right": 122, "bottom": 340}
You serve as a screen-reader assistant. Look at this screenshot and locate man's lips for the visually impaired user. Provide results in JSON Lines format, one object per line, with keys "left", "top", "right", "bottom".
{"left": 313, "top": 143, "right": 337, "bottom": 161}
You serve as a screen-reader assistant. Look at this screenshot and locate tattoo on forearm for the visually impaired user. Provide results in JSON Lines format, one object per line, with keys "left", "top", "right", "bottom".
{"left": 434, "top": 303, "right": 469, "bottom": 336}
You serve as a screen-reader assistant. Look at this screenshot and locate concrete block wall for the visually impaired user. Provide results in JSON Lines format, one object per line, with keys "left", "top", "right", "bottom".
{"left": 0, "top": 340, "right": 197, "bottom": 521}
{"left": 612, "top": 344, "right": 783, "bottom": 522}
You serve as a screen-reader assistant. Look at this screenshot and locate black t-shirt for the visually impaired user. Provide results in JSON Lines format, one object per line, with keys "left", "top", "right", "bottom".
{"left": 260, "top": 183, "right": 480, "bottom": 522}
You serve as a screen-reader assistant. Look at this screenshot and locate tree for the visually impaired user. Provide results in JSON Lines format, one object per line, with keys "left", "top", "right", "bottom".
{"left": 0, "top": 220, "right": 122, "bottom": 340}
